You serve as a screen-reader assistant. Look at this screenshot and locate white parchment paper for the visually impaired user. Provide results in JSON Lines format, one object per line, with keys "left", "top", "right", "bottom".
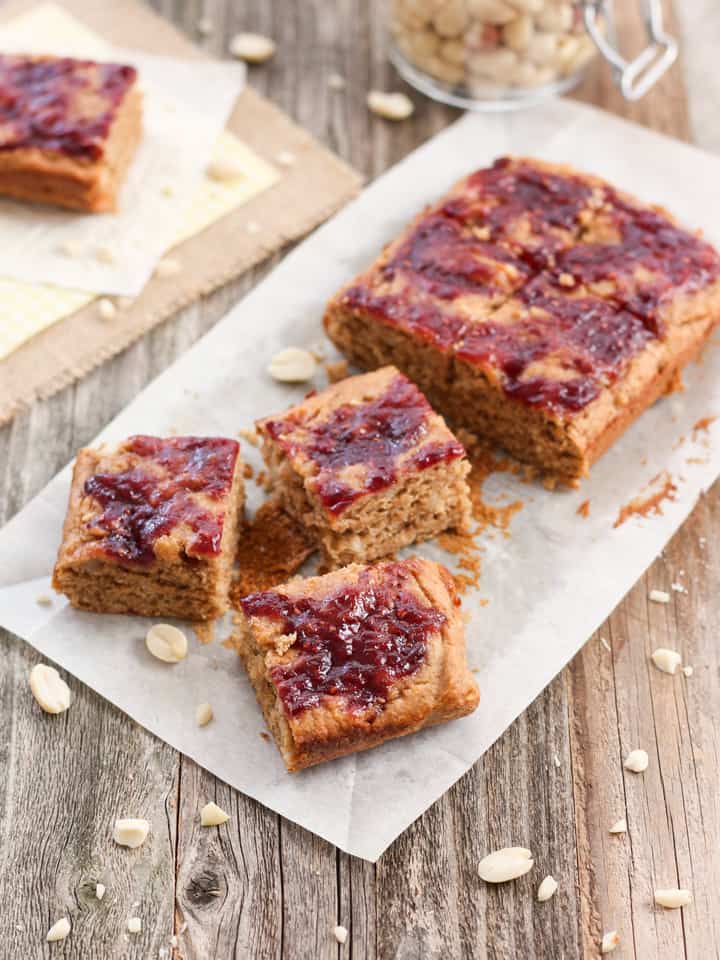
{"left": 1, "top": 99, "right": 719, "bottom": 862}
{"left": 0, "top": 4, "right": 246, "bottom": 295}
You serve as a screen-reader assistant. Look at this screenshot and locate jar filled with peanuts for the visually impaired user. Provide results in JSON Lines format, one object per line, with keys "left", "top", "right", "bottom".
{"left": 389, "top": 0, "right": 677, "bottom": 109}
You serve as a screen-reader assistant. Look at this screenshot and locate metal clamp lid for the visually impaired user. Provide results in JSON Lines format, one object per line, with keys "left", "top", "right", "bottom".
{"left": 583, "top": 0, "right": 678, "bottom": 101}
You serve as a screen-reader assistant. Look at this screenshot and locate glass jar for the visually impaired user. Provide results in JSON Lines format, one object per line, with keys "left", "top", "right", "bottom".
{"left": 388, "top": 0, "right": 677, "bottom": 110}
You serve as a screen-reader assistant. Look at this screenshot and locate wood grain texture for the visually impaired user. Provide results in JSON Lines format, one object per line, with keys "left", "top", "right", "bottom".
{"left": 0, "top": 1, "right": 717, "bottom": 958}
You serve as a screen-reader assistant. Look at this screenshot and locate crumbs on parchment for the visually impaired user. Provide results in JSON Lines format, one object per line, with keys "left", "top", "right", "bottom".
{"left": 230, "top": 498, "right": 316, "bottom": 605}
{"left": 614, "top": 471, "right": 677, "bottom": 528}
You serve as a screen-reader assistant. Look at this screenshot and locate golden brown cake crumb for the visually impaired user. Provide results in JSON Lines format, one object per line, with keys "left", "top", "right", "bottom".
{"left": 614, "top": 471, "right": 677, "bottom": 528}
{"left": 192, "top": 621, "right": 215, "bottom": 645}
{"left": 692, "top": 415, "right": 716, "bottom": 436}
{"left": 324, "top": 359, "right": 349, "bottom": 383}
{"left": 437, "top": 440, "right": 524, "bottom": 593}
{"left": 231, "top": 498, "right": 316, "bottom": 602}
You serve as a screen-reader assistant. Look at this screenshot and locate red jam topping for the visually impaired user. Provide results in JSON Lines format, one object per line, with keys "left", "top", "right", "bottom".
{"left": 343, "top": 159, "right": 720, "bottom": 418}
{"left": 443, "top": 157, "right": 594, "bottom": 264}
{"left": 554, "top": 191, "right": 720, "bottom": 327}
{"left": 241, "top": 563, "right": 445, "bottom": 716}
{"left": 342, "top": 284, "right": 466, "bottom": 350}
{"left": 0, "top": 55, "right": 136, "bottom": 160}
{"left": 459, "top": 280, "right": 655, "bottom": 413}
{"left": 264, "top": 375, "right": 465, "bottom": 515}
{"left": 84, "top": 436, "right": 239, "bottom": 565}
{"left": 382, "top": 213, "right": 530, "bottom": 300}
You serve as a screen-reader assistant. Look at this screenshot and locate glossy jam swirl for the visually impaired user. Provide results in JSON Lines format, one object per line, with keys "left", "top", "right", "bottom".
{"left": 443, "top": 157, "right": 595, "bottom": 264}
{"left": 339, "top": 158, "right": 720, "bottom": 417}
{"left": 341, "top": 283, "right": 465, "bottom": 350}
{"left": 241, "top": 563, "right": 446, "bottom": 716}
{"left": 84, "top": 435, "right": 239, "bottom": 565}
{"left": 0, "top": 55, "right": 136, "bottom": 160}
{"left": 382, "top": 213, "right": 530, "bottom": 301}
{"left": 459, "top": 280, "right": 655, "bottom": 412}
{"left": 264, "top": 374, "right": 465, "bottom": 515}
{"left": 554, "top": 190, "right": 720, "bottom": 328}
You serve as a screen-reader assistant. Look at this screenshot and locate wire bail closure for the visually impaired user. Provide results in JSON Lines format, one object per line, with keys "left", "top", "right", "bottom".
{"left": 583, "top": 0, "right": 678, "bottom": 101}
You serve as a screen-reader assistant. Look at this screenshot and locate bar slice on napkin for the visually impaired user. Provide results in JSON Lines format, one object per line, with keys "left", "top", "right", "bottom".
{"left": 52, "top": 435, "right": 244, "bottom": 620}
{"left": 235, "top": 557, "right": 479, "bottom": 772}
{"left": 324, "top": 157, "right": 720, "bottom": 484}
{"left": 0, "top": 53, "right": 141, "bottom": 211}
{"left": 256, "top": 366, "right": 471, "bottom": 567}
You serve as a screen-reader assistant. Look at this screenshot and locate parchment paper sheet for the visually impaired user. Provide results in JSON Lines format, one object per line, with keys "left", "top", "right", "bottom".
{"left": 0, "top": 4, "right": 246, "bottom": 295}
{"left": 1, "top": 99, "right": 719, "bottom": 862}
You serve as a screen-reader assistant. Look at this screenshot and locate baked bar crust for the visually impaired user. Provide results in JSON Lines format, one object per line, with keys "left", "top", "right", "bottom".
{"left": 256, "top": 366, "right": 472, "bottom": 566}
{"left": 0, "top": 54, "right": 142, "bottom": 212}
{"left": 235, "top": 557, "right": 480, "bottom": 772}
{"left": 52, "top": 435, "right": 244, "bottom": 620}
{"left": 324, "top": 157, "right": 720, "bottom": 483}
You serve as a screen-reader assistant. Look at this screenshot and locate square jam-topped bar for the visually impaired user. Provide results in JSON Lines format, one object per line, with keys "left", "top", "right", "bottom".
{"left": 52, "top": 435, "right": 244, "bottom": 621}
{"left": 324, "top": 157, "right": 720, "bottom": 483}
{"left": 0, "top": 54, "right": 142, "bottom": 212}
{"left": 236, "top": 558, "right": 480, "bottom": 772}
{"left": 256, "top": 366, "right": 471, "bottom": 566}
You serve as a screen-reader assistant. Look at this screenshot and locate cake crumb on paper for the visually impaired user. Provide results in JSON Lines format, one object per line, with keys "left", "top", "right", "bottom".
{"left": 238, "top": 426, "right": 259, "bottom": 446}
{"left": 192, "top": 621, "right": 215, "bottom": 646}
{"left": 230, "top": 499, "right": 316, "bottom": 602}
{"left": 325, "top": 359, "right": 349, "bottom": 384}
{"left": 692, "top": 415, "right": 716, "bottom": 437}
{"left": 614, "top": 471, "right": 677, "bottom": 528}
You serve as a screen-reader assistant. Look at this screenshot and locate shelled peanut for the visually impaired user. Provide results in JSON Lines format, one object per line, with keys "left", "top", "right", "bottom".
{"left": 391, "top": 0, "right": 597, "bottom": 91}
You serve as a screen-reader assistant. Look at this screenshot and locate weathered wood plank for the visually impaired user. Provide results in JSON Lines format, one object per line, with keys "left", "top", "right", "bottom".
{"left": 570, "top": 489, "right": 720, "bottom": 960}
{"left": 567, "top": 4, "right": 718, "bottom": 957}
{"left": 0, "top": 634, "right": 179, "bottom": 957}
{"left": 174, "top": 760, "right": 283, "bottom": 960}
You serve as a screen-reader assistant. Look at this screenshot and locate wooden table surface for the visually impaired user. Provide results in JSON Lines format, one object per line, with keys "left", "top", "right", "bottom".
{"left": 1, "top": 2, "right": 718, "bottom": 958}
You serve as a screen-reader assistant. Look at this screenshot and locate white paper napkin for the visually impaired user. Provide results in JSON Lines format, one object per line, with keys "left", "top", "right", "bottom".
{"left": 1, "top": 99, "right": 719, "bottom": 861}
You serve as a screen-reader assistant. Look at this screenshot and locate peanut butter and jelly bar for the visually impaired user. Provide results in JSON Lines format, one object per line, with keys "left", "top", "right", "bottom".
{"left": 256, "top": 366, "right": 471, "bottom": 566}
{"left": 53, "top": 435, "right": 244, "bottom": 620}
{"left": 0, "top": 54, "right": 142, "bottom": 211}
{"left": 324, "top": 157, "right": 720, "bottom": 482}
{"left": 235, "top": 557, "right": 479, "bottom": 772}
